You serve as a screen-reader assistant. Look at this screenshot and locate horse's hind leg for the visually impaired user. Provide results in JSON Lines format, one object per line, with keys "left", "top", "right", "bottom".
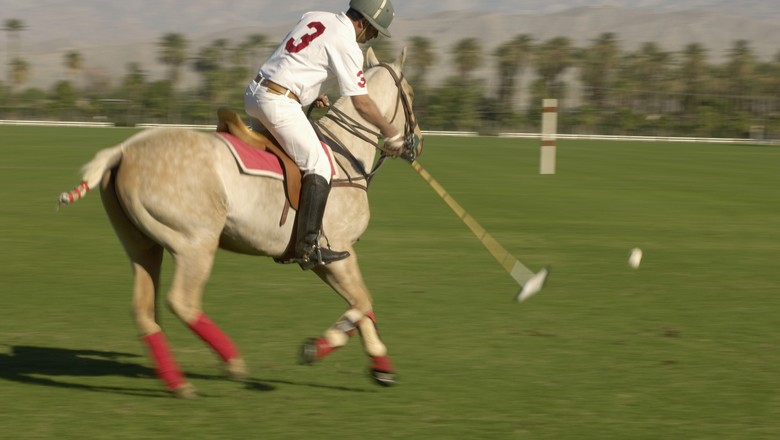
{"left": 102, "top": 170, "right": 244, "bottom": 398}
{"left": 100, "top": 170, "right": 194, "bottom": 397}
{"left": 165, "top": 245, "right": 247, "bottom": 382}
{"left": 301, "top": 251, "right": 397, "bottom": 386}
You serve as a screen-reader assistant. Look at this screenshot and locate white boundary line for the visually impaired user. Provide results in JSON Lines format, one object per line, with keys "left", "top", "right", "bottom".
{"left": 1, "top": 119, "right": 777, "bottom": 145}
{"left": 498, "top": 132, "right": 780, "bottom": 145}
{"left": 0, "top": 119, "right": 113, "bottom": 127}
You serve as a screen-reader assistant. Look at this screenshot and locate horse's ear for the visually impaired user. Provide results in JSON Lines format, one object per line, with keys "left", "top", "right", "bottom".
{"left": 366, "top": 47, "right": 380, "bottom": 67}
{"left": 396, "top": 47, "right": 407, "bottom": 71}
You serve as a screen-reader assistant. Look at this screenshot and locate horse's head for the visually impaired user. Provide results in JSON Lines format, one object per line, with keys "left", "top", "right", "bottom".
{"left": 364, "top": 47, "right": 423, "bottom": 162}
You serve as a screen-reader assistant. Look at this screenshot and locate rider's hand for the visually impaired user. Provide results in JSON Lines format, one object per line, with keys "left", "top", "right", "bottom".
{"left": 383, "top": 133, "right": 404, "bottom": 156}
{"left": 314, "top": 94, "right": 330, "bottom": 108}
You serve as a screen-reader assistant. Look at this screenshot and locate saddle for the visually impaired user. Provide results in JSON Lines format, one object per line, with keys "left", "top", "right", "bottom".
{"left": 216, "top": 108, "right": 302, "bottom": 209}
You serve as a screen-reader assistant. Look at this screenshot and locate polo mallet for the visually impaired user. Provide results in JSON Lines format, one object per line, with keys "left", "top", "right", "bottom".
{"left": 410, "top": 161, "right": 550, "bottom": 302}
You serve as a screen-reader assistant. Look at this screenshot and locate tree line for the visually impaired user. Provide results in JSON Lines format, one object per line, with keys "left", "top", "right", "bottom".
{"left": 3, "top": 18, "right": 780, "bottom": 138}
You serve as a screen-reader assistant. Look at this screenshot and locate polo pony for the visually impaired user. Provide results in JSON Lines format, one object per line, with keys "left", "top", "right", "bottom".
{"left": 57, "top": 48, "right": 421, "bottom": 398}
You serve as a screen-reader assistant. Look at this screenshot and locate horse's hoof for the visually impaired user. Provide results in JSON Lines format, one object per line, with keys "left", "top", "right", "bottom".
{"left": 225, "top": 357, "right": 249, "bottom": 381}
{"left": 370, "top": 368, "right": 397, "bottom": 387}
{"left": 172, "top": 382, "right": 198, "bottom": 399}
{"left": 298, "top": 338, "right": 320, "bottom": 365}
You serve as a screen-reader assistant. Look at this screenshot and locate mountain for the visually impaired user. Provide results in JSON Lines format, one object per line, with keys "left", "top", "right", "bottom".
{"left": 5, "top": 1, "right": 780, "bottom": 90}
{"left": 8, "top": 0, "right": 780, "bottom": 47}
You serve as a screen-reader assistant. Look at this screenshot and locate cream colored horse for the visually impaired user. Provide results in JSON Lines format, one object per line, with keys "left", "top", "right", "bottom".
{"left": 58, "top": 48, "right": 421, "bottom": 398}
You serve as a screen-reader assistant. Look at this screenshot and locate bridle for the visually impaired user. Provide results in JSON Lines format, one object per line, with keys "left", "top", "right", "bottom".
{"left": 312, "top": 62, "right": 419, "bottom": 188}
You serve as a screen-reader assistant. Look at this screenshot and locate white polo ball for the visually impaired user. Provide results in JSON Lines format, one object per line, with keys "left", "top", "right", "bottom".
{"left": 628, "top": 248, "right": 643, "bottom": 269}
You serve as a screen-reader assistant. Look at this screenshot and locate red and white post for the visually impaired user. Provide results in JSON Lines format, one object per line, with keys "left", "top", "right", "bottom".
{"left": 540, "top": 99, "right": 558, "bottom": 175}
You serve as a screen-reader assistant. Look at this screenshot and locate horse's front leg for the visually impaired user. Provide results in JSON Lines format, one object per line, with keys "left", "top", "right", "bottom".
{"left": 302, "top": 251, "right": 397, "bottom": 386}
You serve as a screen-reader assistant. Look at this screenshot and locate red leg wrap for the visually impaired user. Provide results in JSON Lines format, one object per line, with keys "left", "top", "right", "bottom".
{"left": 188, "top": 313, "right": 239, "bottom": 362}
{"left": 372, "top": 355, "right": 394, "bottom": 372}
{"left": 143, "top": 332, "right": 185, "bottom": 390}
{"left": 315, "top": 337, "right": 337, "bottom": 359}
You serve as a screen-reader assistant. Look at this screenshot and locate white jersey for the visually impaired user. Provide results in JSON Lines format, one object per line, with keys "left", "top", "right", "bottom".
{"left": 258, "top": 11, "right": 368, "bottom": 106}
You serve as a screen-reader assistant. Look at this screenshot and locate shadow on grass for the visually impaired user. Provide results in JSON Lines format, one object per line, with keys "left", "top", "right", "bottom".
{"left": 0, "top": 345, "right": 169, "bottom": 397}
{"left": 0, "top": 345, "right": 375, "bottom": 396}
{"left": 247, "top": 377, "right": 377, "bottom": 394}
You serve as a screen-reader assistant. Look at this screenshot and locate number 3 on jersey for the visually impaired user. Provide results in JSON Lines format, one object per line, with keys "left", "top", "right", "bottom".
{"left": 357, "top": 71, "right": 366, "bottom": 88}
{"left": 286, "top": 22, "right": 326, "bottom": 53}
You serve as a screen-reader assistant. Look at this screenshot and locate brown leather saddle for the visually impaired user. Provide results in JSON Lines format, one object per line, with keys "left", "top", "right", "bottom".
{"left": 216, "top": 107, "right": 302, "bottom": 210}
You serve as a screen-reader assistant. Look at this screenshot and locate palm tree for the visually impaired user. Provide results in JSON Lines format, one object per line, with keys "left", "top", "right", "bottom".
{"left": 3, "top": 19, "right": 25, "bottom": 57}
{"left": 765, "top": 51, "right": 780, "bottom": 131}
{"left": 679, "top": 43, "right": 708, "bottom": 114}
{"left": 193, "top": 39, "right": 229, "bottom": 103}
{"left": 534, "top": 36, "right": 573, "bottom": 100}
{"left": 64, "top": 51, "right": 84, "bottom": 87}
{"left": 635, "top": 42, "right": 673, "bottom": 114}
{"left": 579, "top": 33, "right": 620, "bottom": 109}
{"left": 3, "top": 19, "right": 26, "bottom": 85}
{"left": 494, "top": 34, "right": 533, "bottom": 111}
{"left": 194, "top": 41, "right": 224, "bottom": 73}
{"left": 115, "top": 62, "right": 147, "bottom": 124}
{"left": 10, "top": 57, "right": 30, "bottom": 91}
{"left": 769, "top": 50, "right": 780, "bottom": 100}
{"left": 452, "top": 38, "right": 483, "bottom": 82}
{"left": 157, "top": 33, "right": 189, "bottom": 88}
{"left": 241, "top": 33, "right": 270, "bottom": 71}
{"left": 121, "top": 62, "right": 146, "bottom": 95}
{"left": 726, "top": 40, "right": 756, "bottom": 111}
{"left": 407, "top": 36, "right": 436, "bottom": 88}
{"left": 157, "top": 33, "right": 188, "bottom": 122}
{"left": 404, "top": 36, "right": 437, "bottom": 124}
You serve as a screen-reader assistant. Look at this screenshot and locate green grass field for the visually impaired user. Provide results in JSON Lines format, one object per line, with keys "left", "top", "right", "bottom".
{"left": 1, "top": 125, "right": 778, "bottom": 439}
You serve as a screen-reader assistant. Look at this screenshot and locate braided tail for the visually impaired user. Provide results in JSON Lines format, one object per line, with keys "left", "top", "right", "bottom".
{"left": 59, "top": 181, "right": 91, "bottom": 204}
{"left": 57, "top": 144, "right": 124, "bottom": 206}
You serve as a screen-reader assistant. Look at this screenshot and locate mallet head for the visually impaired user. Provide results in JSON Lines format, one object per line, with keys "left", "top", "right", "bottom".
{"left": 515, "top": 267, "right": 550, "bottom": 302}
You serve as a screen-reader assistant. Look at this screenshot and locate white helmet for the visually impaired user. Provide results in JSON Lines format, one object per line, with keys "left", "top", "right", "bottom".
{"left": 349, "top": 0, "right": 395, "bottom": 38}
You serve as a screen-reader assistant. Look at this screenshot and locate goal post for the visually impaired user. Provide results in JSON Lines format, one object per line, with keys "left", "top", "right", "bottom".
{"left": 540, "top": 99, "right": 557, "bottom": 175}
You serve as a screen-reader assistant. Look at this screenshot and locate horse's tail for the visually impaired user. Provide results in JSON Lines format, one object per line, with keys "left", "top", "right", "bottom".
{"left": 57, "top": 144, "right": 124, "bottom": 206}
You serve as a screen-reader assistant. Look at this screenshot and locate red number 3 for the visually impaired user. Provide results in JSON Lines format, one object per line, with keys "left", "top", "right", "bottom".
{"left": 357, "top": 70, "right": 366, "bottom": 88}
{"left": 286, "top": 22, "right": 326, "bottom": 53}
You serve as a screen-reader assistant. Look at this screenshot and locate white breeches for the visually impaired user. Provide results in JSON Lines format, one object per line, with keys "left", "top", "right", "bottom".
{"left": 245, "top": 83, "right": 332, "bottom": 181}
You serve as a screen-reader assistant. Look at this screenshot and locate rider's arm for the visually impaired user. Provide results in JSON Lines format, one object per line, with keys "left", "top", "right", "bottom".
{"left": 351, "top": 94, "right": 399, "bottom": 140}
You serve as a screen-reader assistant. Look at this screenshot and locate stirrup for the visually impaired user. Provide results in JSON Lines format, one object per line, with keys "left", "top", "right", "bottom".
{"left": 298, "top": 244, "right": 349, "bottom": 270}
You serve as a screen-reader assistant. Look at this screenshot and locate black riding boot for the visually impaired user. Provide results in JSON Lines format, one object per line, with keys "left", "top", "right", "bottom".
{"left": 295, "top": 174, "right": 350, "bottom": 270}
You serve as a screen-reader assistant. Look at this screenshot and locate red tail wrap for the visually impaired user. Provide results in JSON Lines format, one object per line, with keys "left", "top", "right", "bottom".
{"left": 67, "top": 181, "right": 90, "bottom": 203}
{"left": 75, "top": 181, "right": 89, "bottom": 197}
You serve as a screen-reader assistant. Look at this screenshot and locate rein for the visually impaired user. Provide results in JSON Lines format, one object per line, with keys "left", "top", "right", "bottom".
{"left": 311, "top": 62, "right": 416, "bottom": 188}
